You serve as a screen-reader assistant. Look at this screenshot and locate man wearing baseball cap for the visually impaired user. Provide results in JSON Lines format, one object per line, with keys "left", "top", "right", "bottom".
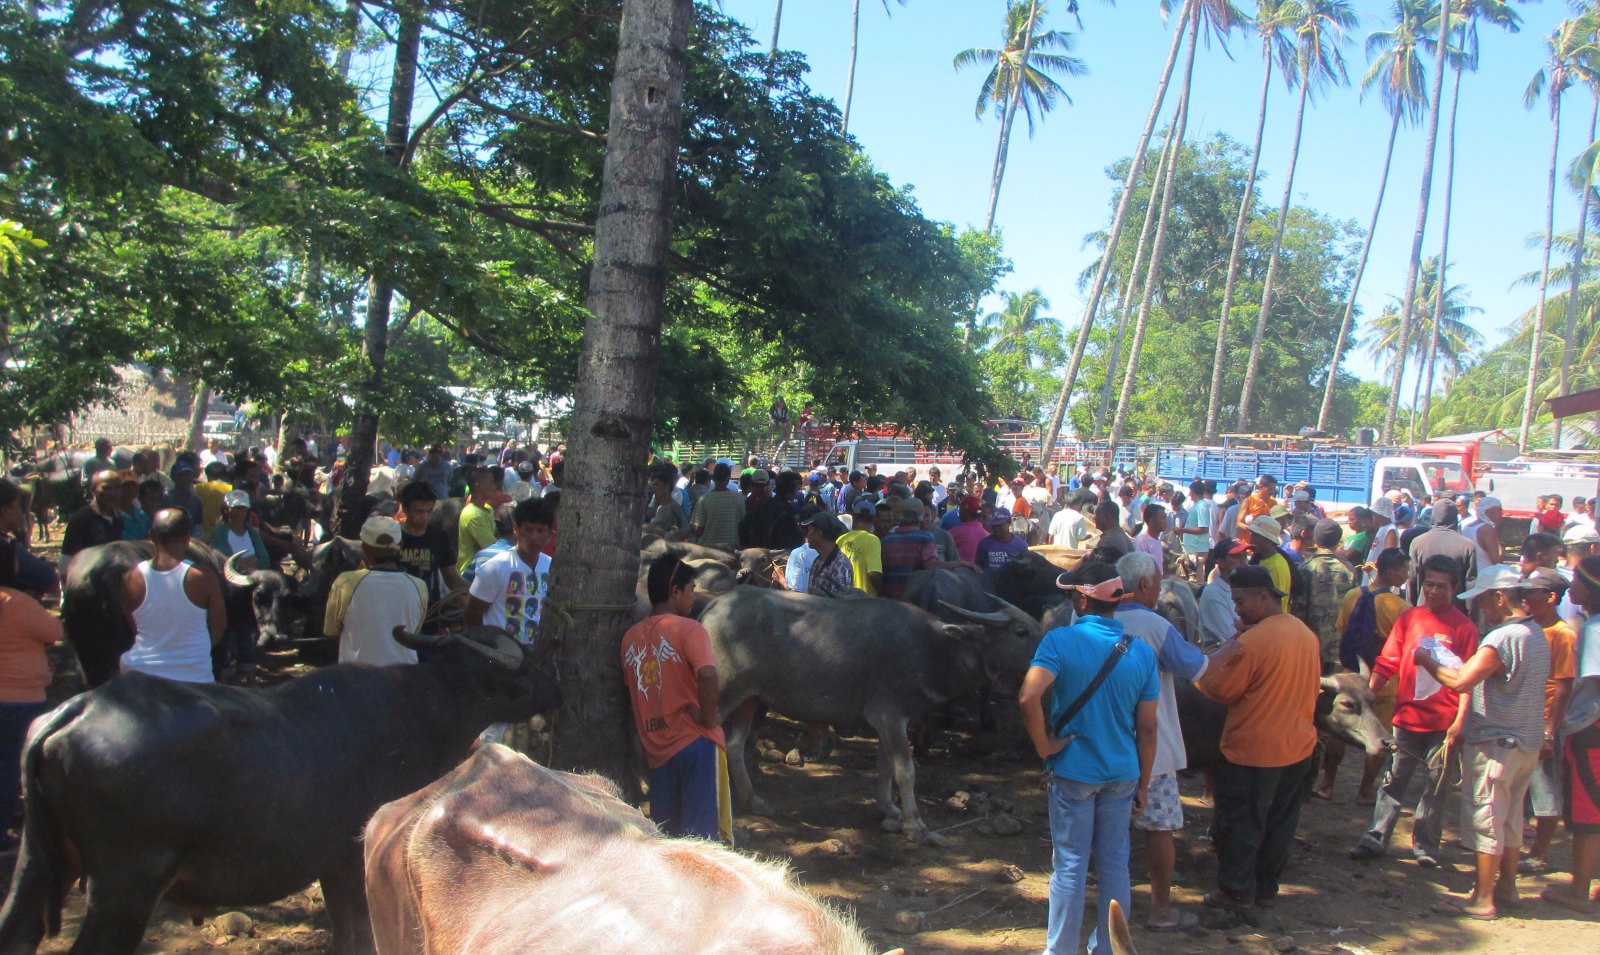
{"left": 1515, "top": 567, "right": 1576, "bottom": 875}
{"left": 948, "top": 495, "right": 989, "bottom": 564}
{"left": 975, "top": 506, "right": 1028, "bottom": 573}
{"left": 1019, "top": 562, "right": 1159, "bottom": 953}
{"left": 1244, "top": 515, "right": 1291, "bottom": 612}
{"left": 1195, "top": 564, "right": 1321, "bottom": 911}
{"left": 209, "top": 489, "right": 270, "bottom": 570}
{"left": 324, "top": 514, "right": 428, "bottom": 667}
{"left": 800, "top": 512, "right": 854, "bottom": 597}
{"left": 837, "top": 497, "right": 883, "bottom": 595}
{"left": 1415, "top": 565, "right": 1550, "bottom": 920}
{"left": 1198, "top": 538, "right": 1250, "bottom": 648}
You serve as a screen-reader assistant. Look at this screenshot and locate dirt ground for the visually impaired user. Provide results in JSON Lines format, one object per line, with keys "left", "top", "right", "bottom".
{"left": 15, "top": 535, "right": 1600, "bottom": 953}
{"left": 20, "top": 711, "right": 1600, "bottom": 954}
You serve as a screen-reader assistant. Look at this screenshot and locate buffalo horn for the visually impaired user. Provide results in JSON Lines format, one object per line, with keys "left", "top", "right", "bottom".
{"left": 987, "top": 594, "right": 1033, "bottom": 622}
{"left": 1319, "top": 675, "right": 1340, "bottom": 693}
{"left": 392, "top": 626, "right": 451, "bottom": 652}
{"left": 454, "top": 626, "right": 526, "bottom": 670}
{"left": 223, "top": 551, "right": 257, "bottom": 588}
{"left": 936, "top": 600, "right": 1012, "bottom": 625}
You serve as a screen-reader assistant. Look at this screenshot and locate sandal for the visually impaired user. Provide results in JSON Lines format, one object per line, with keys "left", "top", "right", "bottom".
{"left": 1434, "top": 899, "right": 1497, "bottom": 921}
{"left": 1540, "top": 886, "right": 1598, "bottom": 915}
{"left": 1145, "top": 910, "right": 1200, "bottom": 933}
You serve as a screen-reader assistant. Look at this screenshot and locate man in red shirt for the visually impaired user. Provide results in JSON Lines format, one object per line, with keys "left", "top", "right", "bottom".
{"left": 1350, "top": 554, "right": 1479, "bottom": 866}
{"left": 620, "top": 554, "right": 728, "bottom": 842}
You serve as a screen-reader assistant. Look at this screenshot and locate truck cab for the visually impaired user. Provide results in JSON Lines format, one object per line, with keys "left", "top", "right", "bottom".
{"left": 1369, "top": 457, "right": 1473, "bottom": 505}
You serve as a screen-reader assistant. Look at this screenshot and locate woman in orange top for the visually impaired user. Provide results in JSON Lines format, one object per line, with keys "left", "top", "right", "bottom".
{"left": 0, "top": 586, "right": 61, "bottom": 850}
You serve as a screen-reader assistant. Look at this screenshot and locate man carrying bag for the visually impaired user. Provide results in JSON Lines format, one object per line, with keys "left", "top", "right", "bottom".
{"left": 1020, "top": 562, "right": 1160, "bottom": 955}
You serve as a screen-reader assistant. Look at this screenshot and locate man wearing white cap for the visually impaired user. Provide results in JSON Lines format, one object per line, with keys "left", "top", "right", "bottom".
{"left": 323, "top": 514, "right": 428, "bottom": 667}
{"left": 209, "top": 490, "right": 271, "bottom": 569}
{"left": 1560, "top": 524, "right": 1600, "bottom": 628}
{"left": 1244, "top": 515, "right": 1291, "bottom": 612}
{"left": 1460, "top": 497, "right": 1505, "bottom": 579}
{"left": 1416, "top": 564, "right": 1550, "bottom": 920}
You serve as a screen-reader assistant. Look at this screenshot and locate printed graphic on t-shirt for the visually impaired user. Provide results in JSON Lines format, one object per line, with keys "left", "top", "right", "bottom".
{"left": 624, "top": 637, "right": 684, "bottom": 731}
{"left": 502, "top": 563, "right": 548, "bottom": 644}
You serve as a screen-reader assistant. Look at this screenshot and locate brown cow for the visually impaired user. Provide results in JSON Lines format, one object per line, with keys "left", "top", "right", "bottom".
{"left": 364, "top": 745, "right": 879, "bottom": 954}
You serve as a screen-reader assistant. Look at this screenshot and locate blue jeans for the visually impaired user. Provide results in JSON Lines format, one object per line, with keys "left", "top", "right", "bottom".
{"left": 1046, "top": 775, "right": 1136, "bottom": 955}
{"left": 0, "top": 701, "right": 50, "bottom": 842}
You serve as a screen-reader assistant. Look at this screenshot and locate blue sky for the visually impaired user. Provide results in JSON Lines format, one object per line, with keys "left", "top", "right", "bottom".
{"left": 720, "top": 0, "right": 1593, "bottom": 389}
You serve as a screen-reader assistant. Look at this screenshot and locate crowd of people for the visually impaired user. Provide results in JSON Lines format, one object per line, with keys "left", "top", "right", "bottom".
{"left": 5, "top": 434, "right": 1600, "bottom": 950}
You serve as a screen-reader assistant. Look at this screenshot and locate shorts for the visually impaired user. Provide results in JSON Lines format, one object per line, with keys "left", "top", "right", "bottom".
{"left": 1528, "top": 750, "right": 1560, "bottom": 818}
{"left": 1462, "top": 740, "right": 1539, "bottom": 854}
{"left": 646, "top": 735, "right": 733, "bottom": 844}
{"left": 1566, "top": 721, "right": 1600, "bottom": 835}
{"left": 1132, "top": 772, "right": 1183, "bottom": 832}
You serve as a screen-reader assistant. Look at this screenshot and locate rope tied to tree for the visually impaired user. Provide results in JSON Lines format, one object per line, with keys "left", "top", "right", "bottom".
{"left": 539, "top": 598, "right": 638, "bottom": 643}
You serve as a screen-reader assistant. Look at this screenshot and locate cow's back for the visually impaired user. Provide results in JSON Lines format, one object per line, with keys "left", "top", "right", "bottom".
{"left": 365, "top": 746, "right": 873, "bottom": 955}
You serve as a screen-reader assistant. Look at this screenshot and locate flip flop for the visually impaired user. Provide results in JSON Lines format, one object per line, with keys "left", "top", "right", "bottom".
{"left": 1540, "top": 886, "right": 1598, "bottom": 915}
{"left": 1145, "top": 911, "right": 1200, "bottom": 933}
{"left": 1434, "top": 899, "right": 1497, "bottom": 921}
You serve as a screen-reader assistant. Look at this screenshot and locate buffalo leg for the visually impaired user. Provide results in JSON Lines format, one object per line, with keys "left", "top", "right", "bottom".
{"left": 70, "top": 872, "right": 163, "bottom": 955}
{"left": 868, "top": 710, "right": 947, "bottom": 847}
{"left": 722, "top": 699, "right": 771, "bottom": 816}
{"left": 321, "top": 848, "right": 375, "bottom": 955}
{"left": 875, "top": 736, "right": 900, "bottom": 830}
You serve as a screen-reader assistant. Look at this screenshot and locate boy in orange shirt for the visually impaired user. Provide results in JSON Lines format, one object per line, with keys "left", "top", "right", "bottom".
{"left": 620, "top": 554, "right": 729, "bottom": 842}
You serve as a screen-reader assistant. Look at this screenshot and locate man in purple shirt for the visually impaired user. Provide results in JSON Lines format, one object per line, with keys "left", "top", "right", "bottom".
{"left": 975, "top": 507, "right": 1029, "bottom": 572}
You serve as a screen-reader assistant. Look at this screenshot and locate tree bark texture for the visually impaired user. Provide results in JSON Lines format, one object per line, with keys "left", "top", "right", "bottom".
{"left": 1235, "top": 74, "right": 1310, "bottom": 431}
{"left": 336, "top": 4, "right": 419, "bottom": 538}
{"left": 547, "top": 0, "right": 693, "bottom": 787}
{"left": 1418, "top": 60, "right": 1464, "bottom": 440}
{"left": 1555, "top": 94, "right": 1599, "bottom": 448}
{"left": 185, "top": 379, "right": 209, "bottom": 453}
{"left": 1039, "top": 1, "right": 1191, "bottom": 461}
{"left": 1205, "top": 45, "right": 1274, "bottom": 440}
{"left": 984, "top": 0, "right": 1043, "bottom": 233}
{"left": 1384, "top": 1, "right": 1453, "bottom": 443}
{"left": 842, "top": 0, "right": 861, "bottom": 133}
{"left": 1318, "top": 108, "right": 1400, "bottom": 431}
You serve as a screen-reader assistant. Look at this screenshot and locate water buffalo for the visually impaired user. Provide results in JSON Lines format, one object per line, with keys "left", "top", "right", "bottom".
{"left": 363, "top": 744, "right": 876, "bottom": 955}
{"left": 0, "top": 626, "right": 562, "bottom": 955}
{"left": 904, "top": 568, "right": 1043, "bottom": 731}
{"left": 1175, "top": 671, "right": 1391, "bottom": 772}
{"left": 702, "top": 588, "right": 1034, "bottom": 845}
{"left": 60, "top": 540, "right": 313, "bottom": 686}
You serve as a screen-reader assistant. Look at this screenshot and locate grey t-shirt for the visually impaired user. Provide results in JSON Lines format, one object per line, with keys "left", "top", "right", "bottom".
{"left": 1464, "top": 618, "right": 1551, "bottom": 752}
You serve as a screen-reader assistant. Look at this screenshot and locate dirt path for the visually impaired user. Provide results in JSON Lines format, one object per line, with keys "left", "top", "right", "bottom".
{"left": 27, "top": 718, "right": 1600, "bottom": 954}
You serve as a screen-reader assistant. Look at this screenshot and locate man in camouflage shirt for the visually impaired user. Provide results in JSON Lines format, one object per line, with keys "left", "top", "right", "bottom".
{"left": 1297, "top": 519, "right": 1358, "bottom": 671}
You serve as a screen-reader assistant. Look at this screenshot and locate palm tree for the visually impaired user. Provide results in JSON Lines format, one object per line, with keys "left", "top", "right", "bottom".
{"left": 1364, "top": 257, "right": 1485, "bottom": 412}
{"left": 984, "top": 289, "right": 1053, "bottom": 353}
{"left": 842, "top": 0, "right": 907, "bottom": 134}
{"left": 1557, "top": 92, "right": 1600, "bottom": 447}
{"left": 1235, "top": 0, "right": 1356, "bottom": 431}
{"left": 1314, "top": 0, "right": 1432, "bottom": 433}
{"left": 1520, "top": 10, "right": 1600, "bottom": 451}
{"left": 956, "top": 1, "right": 1089, "bottom": 233}
{"left": 1110, "top": 11, "right": 1205, "bottom": 449}
{"left": 1040, "top": 2, "right": 1195, "bottom": 462}
{"left": 1204, "top": 0, "right": 1296, "bottom": 440}
{"left": 770, "top": 0, "right": 784, "bottom": 59}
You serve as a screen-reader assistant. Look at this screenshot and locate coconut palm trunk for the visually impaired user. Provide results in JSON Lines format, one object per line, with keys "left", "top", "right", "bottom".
{"left": 547, "top": 0, "right": 694, "bottom": 781}
{"left": 1555, "top": 93, "right": 1600, "bottom": 448}
{"left": 1520, "top": 94, "right": 1565, "bottom": 451}
{"left": 1110, "top": 13, "right": 1200, "bottom": 450}
{"left": 843, "top": 0, "right": 861, "bottom": 132}
{"left": 1205, "top": 45, "right": 1275, "bottom": 440}
{"left": 984, "top": 0, "right": 1043, "bottom": 233}
{"left": 770, "top": 0, "right": 784, "bottom": 57}
{"left": 1038, "top": 1, "right": 1192, "bottom": 461}
{"left": 1418, "top": 57, "right": 1465, "bottom": 440}
{"left": 1235, "top": 73, "right": 1313, "bottom": 430}
{"left": 1383, "top": 1, "right": 1453, "bottom": 443}
{"left": 1317, "top": 107, "right": 1401, "bottom": 432}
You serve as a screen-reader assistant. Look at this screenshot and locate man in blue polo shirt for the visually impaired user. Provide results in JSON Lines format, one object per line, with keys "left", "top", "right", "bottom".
{"left": 1019, "top": 562, "right": 1160, "bottom": 955}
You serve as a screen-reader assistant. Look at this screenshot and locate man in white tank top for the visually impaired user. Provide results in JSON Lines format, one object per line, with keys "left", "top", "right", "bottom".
{"left": 119, "top": 509, "right": 224, "bottom": 682}
{"left": 1460, "top": 496, "right": 1505, "bottom": 582}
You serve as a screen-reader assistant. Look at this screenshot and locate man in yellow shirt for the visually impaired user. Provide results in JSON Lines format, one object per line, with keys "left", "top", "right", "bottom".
{"left": 194, "top": 462, "right": 234, "bottom": 535}
{"left": 456, "top": 466, "right": 498, "bottom": 574}
{"left": 1245, "top": 515, "right": 1291, "bottom": 612}
{"left": 837, "top": 498, "right": 883, "bottom": 595}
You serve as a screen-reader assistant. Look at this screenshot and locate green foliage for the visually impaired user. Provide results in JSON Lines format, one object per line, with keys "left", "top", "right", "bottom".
{"left": 1066, "top": 134, "right": 1368, "bottom": 439}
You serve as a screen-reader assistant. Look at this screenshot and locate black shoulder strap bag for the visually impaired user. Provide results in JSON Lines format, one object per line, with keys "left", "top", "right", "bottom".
{"left": 1050, "top": 632, "right": 1134, "bottom": 743}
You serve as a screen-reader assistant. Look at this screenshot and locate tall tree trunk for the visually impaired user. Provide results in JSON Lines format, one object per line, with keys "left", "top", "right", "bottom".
{"left": 335, "top": 3, "right": 419, "bottom": 537}
{"left": 1039, "top": 1, "right": 1191, "bottom": 460}
{"left": 1318, "top": 108, "right": 1401, "bottom": 432}
{"left": 984, "top": 0, "right": 1043, "bottom": 233}
{"left": 1520, "top": 97, "right": 1564, "bottom": 452}
{"left": 1418, "top": 59, "right": 1465, "bottom": 440}
{"left": 842, "top": 0, "right": 861, "bottom": 133}
{"left": 769, "top": 0, "right": 783, "bottom": 57}
{"left": 1110, "top": 14, "right": 1198, "bottom": 450}
{"left": 1095, "top": 126, "right": 1176, "bottom": 436}
{"left": 547, "top": 0, "right": 693, "bottom": 783}
{"left": 186, "top": 380, "right": 210, "bottom": 453}
{"left": 1204, "top": 43, "right": 1274, "bottom": 441}
{"left": 1555, "top": 93, "right": 1600, "bottom": 448}
{"left": 1235, "top": 73, "right": 1311, "bottom": 430}
{"left": 333, "top": 0, "right": 361, "bottom": 79}
{"left": 1384, "top": 1, "right": 1454, "bottom": 443}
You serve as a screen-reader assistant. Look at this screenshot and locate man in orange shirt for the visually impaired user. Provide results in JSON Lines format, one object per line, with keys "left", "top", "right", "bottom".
{"left": 1240, "top": 474, "right": 1279, "bottom": 521}
{"left": 1196, "top": 565, "right": 1321, "bottom": 910}
{"left": 620, "top": 554, "right": 729, "bottom": 842}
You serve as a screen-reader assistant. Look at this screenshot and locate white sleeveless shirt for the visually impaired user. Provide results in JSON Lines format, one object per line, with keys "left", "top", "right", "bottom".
{"left": 123, "top": 559, "right": 215, "bottom": 683}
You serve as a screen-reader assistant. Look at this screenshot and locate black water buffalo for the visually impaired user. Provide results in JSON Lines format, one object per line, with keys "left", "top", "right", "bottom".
{"left": 1175, "top": 671, "right": 1391, "bottom": 772}
{"left": 702, "top": 588, "right": 1034, "bottom": 845}
{"left": 0, "top": 626, "right": 562, "bottom": 955}
{"left": 61, "top": 541, "right": 312, "bottom": 686}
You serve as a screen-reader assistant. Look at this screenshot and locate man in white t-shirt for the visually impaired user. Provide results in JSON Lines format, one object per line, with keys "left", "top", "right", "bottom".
{"left": 323, "top": 514, "right": 427, "bottom": 666}
{"left": 1048, "top": 491, "right": 1090, "bottom": 548}
{"left": 467, "top": 497, "right": 554, "bottom": 645}
{"left": 1114, "top": 551, "right": 1209, "bottom": 932}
